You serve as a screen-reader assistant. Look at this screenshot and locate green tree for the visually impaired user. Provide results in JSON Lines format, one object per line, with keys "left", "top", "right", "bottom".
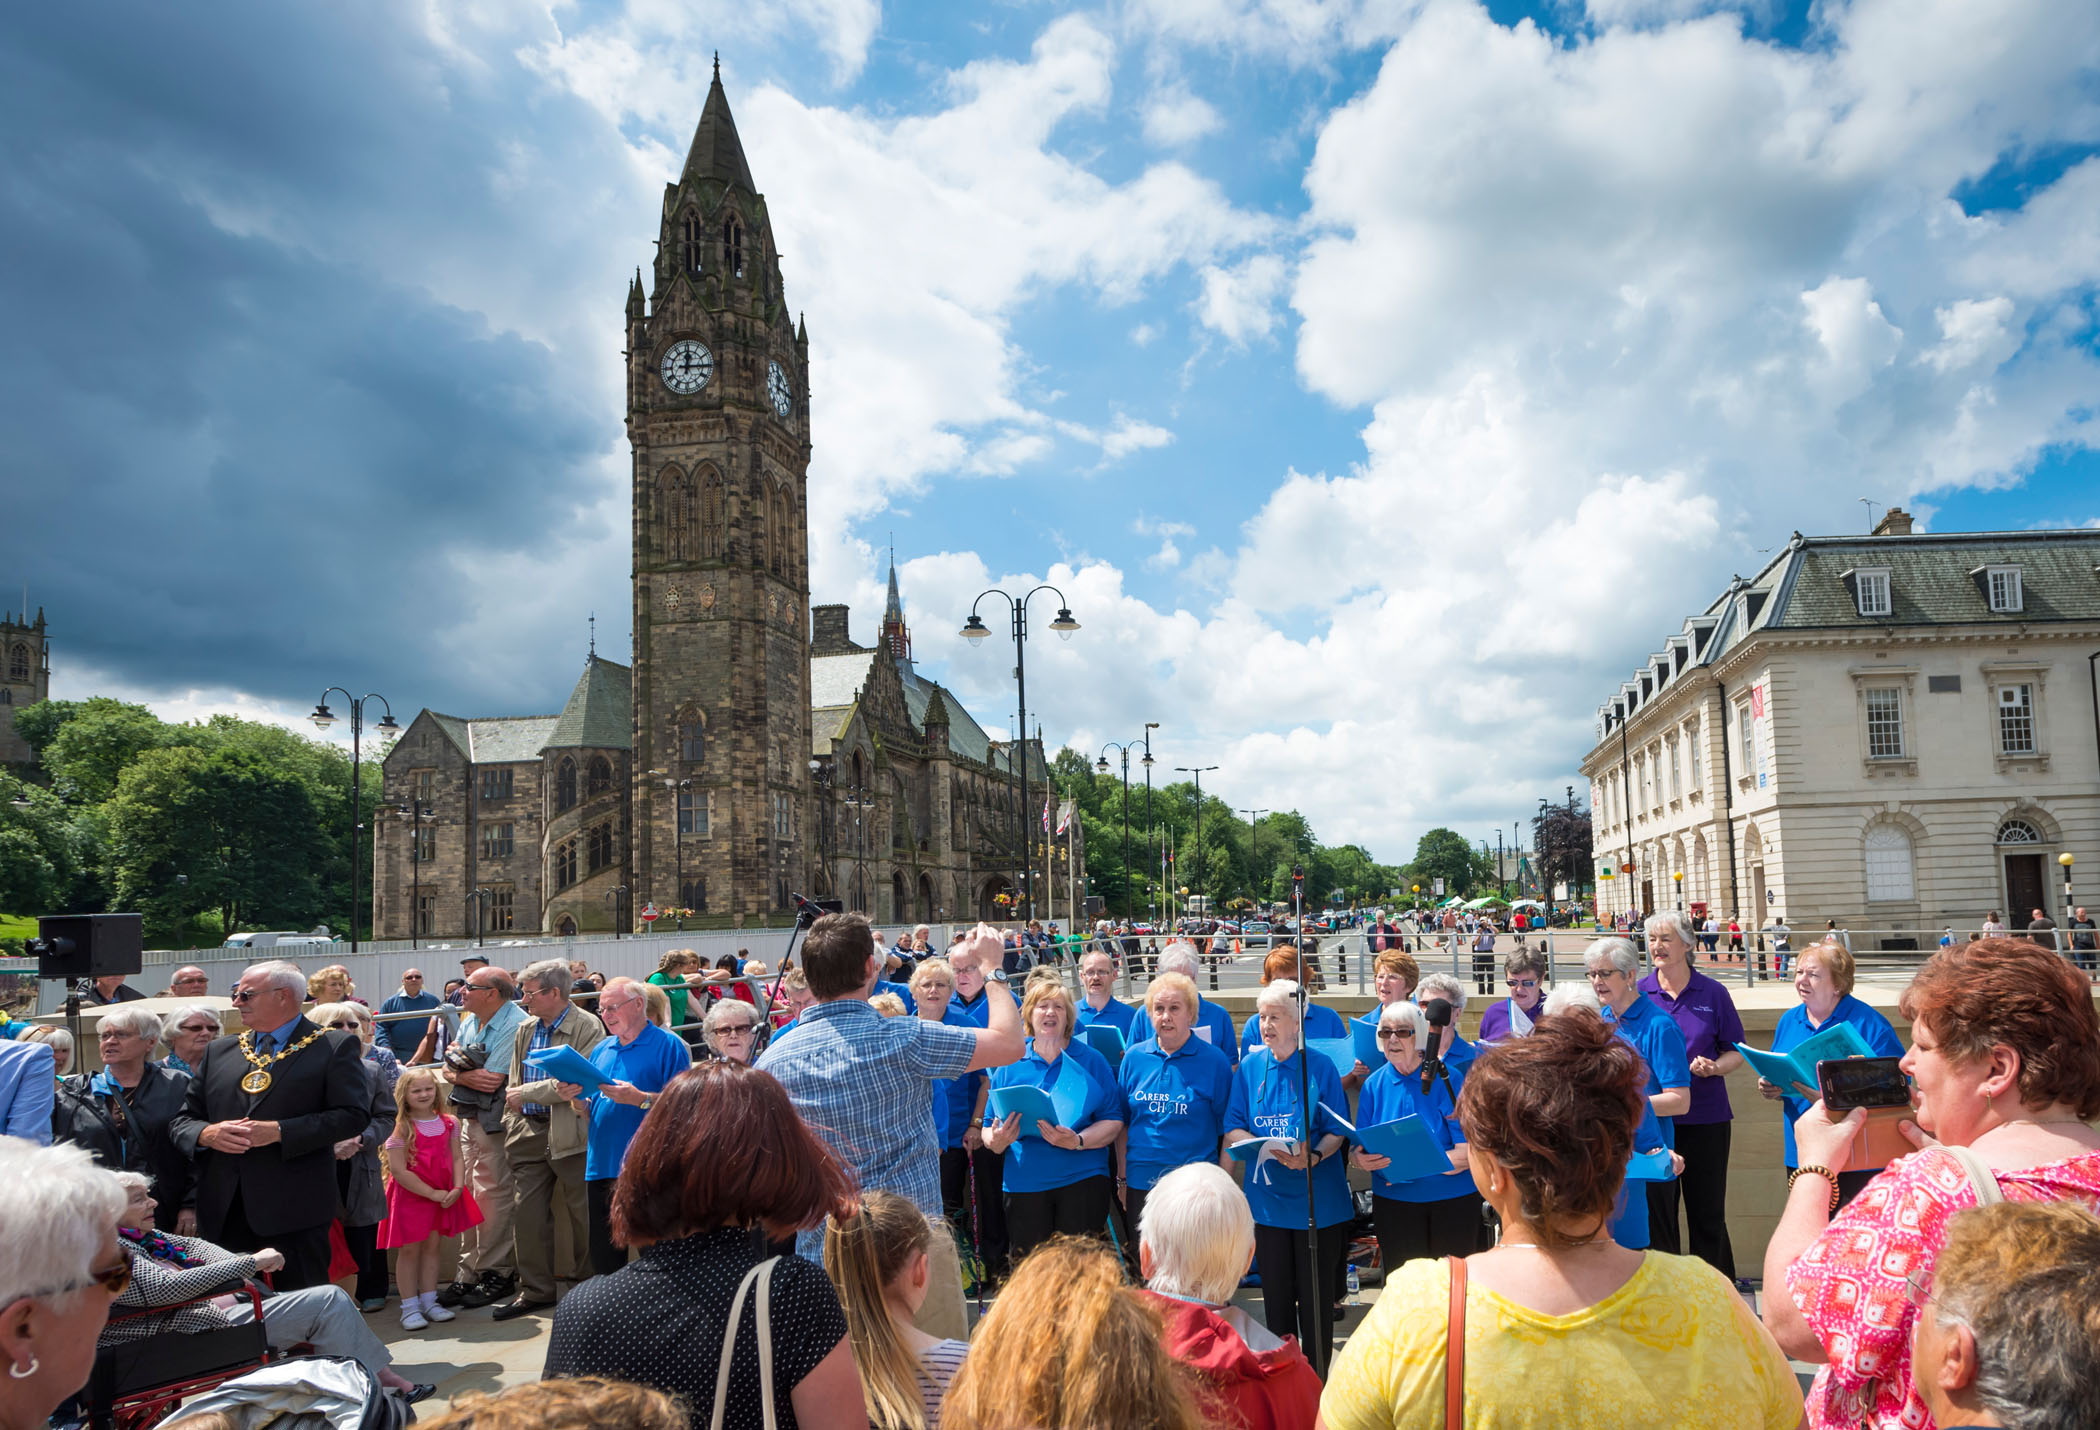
{"left": 35, "top": 698, "right": 172, "bottom": 805}
{"left": 1408, "top": 827, "right": 1484, "bottom": 899}
{"left": 105, "top": 746, "right": 329, "bottom": 944}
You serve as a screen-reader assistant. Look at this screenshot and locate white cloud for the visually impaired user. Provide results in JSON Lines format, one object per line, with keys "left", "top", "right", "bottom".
{"left": 1134, "top": 514, "right": 1198, "bottom": 569}
{"left": 1143, "top": 85, "right": 1224, "bottom": 146}
{"left": 1197, "top": 253, "right": 1290, "bottom": 344}
{"left": 1922, "top": 296, "right": 2016, "bottom": 372}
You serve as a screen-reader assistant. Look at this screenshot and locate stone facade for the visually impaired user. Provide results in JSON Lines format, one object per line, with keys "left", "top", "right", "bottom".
{"left": 0, "top": 608, "right": 49, "bottom": 768}
{"left": 1582, "top": 510, "right": 2100, "bottom": 944}
{"left": 371, "top": 73, "right": 1079, "bottom": 936}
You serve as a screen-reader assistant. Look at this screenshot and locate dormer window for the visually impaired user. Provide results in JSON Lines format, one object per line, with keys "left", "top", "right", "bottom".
{"left": 1986, "top": 565, "right": 2023, "bottom": 613}
{"left": 1853, "top": 568, "right": 1891, "bottom": 617}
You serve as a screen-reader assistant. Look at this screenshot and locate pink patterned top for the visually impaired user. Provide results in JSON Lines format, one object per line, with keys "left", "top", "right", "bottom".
{"left": 1785, "top": 1145, "right": 2100, "bottom": 1430}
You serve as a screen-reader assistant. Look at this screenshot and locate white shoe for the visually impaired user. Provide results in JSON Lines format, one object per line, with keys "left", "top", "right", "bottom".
{"left": 400, "top": 1307, "right": 429, "bottom": 1332}
{"left": 423, "top": 1300, "right": 455, "bottom": 1322}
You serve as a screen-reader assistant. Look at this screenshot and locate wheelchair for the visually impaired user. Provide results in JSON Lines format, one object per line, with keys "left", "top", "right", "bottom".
{"left": 85, "top": 1284, "right": 274, "bottom": 1430}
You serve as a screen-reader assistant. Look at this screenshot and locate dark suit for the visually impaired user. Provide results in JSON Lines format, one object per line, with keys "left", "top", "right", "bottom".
{"left": 169, "top": 1019, "right": 369, "bottom": 1291}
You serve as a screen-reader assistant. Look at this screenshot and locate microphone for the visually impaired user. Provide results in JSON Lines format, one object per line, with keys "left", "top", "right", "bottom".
{"left": 1421, "top": 998, "right": 1454, "bottom": 1095}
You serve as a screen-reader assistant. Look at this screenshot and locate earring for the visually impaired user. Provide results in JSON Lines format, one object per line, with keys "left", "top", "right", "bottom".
{"left": 8, "top": 1356, "right": 37, "bottom": 1380}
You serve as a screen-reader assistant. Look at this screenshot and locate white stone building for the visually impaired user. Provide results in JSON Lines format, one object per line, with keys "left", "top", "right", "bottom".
{"left": 1581, "top": 511, "right": 2100, "bottom": 948}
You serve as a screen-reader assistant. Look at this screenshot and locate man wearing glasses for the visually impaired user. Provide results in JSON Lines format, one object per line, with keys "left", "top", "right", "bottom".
{"left": 377, "top": 969, "right": 440, "bottom": 1062}
{"left": 437, "top": 966, "right": 528, "bottom": 1310}
{"left": 168, "top": 960, "right": 369, "bottom": 1291}
{"left": 494, "top": 960, "right": 605, "bottom": 1320}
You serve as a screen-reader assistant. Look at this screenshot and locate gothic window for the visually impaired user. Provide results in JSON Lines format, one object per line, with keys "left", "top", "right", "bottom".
{"left": 658, "top": 466, "right": 698, "bottom": 562}
{"left": 555, "top": 758, "right": 577, "bottom": 812}
{"left": 752, "top": 480, "right": 769, "bottom": 570}
{"left": 682, "top": 877, "right": 707, "bottom": 912}
{"left": 723, "top": 218, "right": 744, "bottom": 278}
{"left": 479, "top": 768, "right": 512, "bottom": 802}
{"left": 770, "top": 489, "right": 789, "bottom": 577}
{"left": 554, "top": 839, "right": 578, "bottom": 890}
{"left": 7, "top": 645, "right": 25, "bottom": 681}
{"left": 481, "top": 823, "right": 514, "bottom": 859}
{"left": 489, "top": 887, "right": 515, "bottom": 932}
{"left": 416, "top": 895, "right": 434, "bottom": 936}
{"left": 681, "top": 210, "right": 703, "bottom": 277}
{"left": 587, "top": 756, "right": 614, "bottom": 797}
{"left": 699, "top": 468, "right": 726, "bottom": 559}
{"left": 587, "top": 821, "right": 616, "bottom": 872}
{"left": 678, "top": 707, "right": 704, "bottom": 764}
{"left": 678, "top": 787, "right": 708, "bottom": 835}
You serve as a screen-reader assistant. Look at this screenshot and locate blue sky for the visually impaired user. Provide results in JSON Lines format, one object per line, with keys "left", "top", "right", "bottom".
{"left": 5, "top": 0, "right": 2097, "bottom": 862}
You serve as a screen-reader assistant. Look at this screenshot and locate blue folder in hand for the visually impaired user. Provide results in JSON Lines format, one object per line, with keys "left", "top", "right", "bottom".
{"left": 525, "top": 1043, "right": 609, "bottom": 1091}
{"left": 1079, "top": 1024, "right": 1126, "bottom": 1065}
{"left": 1625, "top": 1148, "right": 1677, "bottom": 1183}
{"left": 988, "top": 1085, "right": 1060, "bottom": 1137}
{"left": 1352, "top": 1114, "right": 1455, "bottom": 1183}
{"left": 1734, "top": 1020, "right": 1876, "bottom": 1095}
{"left": 1308, "top": 1038, "right": 1358, "bottom": 1078}
{"left": 1352, "top": 1015, "right": 1382, "bottom": 1068}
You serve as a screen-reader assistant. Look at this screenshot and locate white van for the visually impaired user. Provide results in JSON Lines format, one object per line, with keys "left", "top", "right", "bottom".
{"left": 221, "top": 931, "right": 339, "bottom": 960}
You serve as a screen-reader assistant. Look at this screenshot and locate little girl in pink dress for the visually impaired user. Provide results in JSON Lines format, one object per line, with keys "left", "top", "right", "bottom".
{"left": 379, "top": 1067, "right": 484, "bottom": 1330}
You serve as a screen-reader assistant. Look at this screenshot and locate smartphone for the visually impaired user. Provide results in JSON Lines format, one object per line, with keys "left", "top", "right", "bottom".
{"left": 1817, "top": 1056, "right": 1911, "bottom": 1112}
{"left": 1818, "top": 1056, "right": 1915, "bottom": 1171}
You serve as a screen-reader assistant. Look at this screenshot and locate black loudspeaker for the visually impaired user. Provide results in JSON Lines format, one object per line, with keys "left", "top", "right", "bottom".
{"left": 32, "top": 914, "right": 144, "bottom": 982}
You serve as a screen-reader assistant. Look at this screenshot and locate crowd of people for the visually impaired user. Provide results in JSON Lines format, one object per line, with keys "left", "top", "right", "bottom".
{"left": 4, "top": 918, "right": 2100, "bottom": 1429}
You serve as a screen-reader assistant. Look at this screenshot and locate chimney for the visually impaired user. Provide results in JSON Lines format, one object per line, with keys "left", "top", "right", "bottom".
{"left": 1872, "top": 507, "right": 1914, "bottom": 537}
{"left": 811, "top": 604, "right": 854, "bottom": 654}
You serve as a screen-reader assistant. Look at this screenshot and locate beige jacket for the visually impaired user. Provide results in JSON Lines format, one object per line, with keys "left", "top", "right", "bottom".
{"left": 504, "top": 1004, "right": 606, "bottom": 1160}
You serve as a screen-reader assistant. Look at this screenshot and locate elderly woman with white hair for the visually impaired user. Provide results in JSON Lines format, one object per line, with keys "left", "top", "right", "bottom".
{"left": 1414, "top": 972, "right": 1481, "bottom": 1083}
{"left": 1636, "top": 908, "right": 1748, "bottom": 1275}
{"left": 1136, "top": 1163, "right": 1322, "bottom": 1430}
{"left": 1129, "top": 941, "right": 1239, "bottom": 1062}
{"left": 1351, "top": 999, "right": 1479, "bottom": 1269}
{"left": 1584, "top": 937, "right": 1690, "bottom": 1251}
{"left": 0, "top": 1138, "right": 128, "bottom": 1430}
{"left": 1222, "top": 978, "right": 1353, "bottom": 1362}
{"left": 157, "top": 1005, "right": 223, "bottom": 1078}
{"left": 1116, "top": 973, "right": 1234, "bottom": 1245}
{"left": 51, "top": 1007, "right": 194, "bottom": 1233}
{"left": 700, "top": 994, "right": 763, "bottom": 1064}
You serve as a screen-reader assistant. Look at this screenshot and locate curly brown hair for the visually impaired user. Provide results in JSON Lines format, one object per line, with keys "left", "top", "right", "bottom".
{"left": 416, "top": 1377, "right": 686, "bottom": 1429}
{"left": 1456, "top": 1008, "right": 1646, "bottom": 1246}
{"left": 1900, "top": 937, "right": 2100, "bottom": 1118}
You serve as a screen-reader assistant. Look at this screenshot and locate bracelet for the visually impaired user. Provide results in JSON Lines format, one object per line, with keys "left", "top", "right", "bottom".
{"left": 1790, "top": 1164, "right": 1841, "bottom": 1213}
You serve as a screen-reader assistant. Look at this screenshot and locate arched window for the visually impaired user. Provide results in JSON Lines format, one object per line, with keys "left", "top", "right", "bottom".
{"left": 678, "top": 708, "right": 704, "bottom": 765}
{"left": 770, "top": 489, "right": 790, "bottom": 576}
{"left": 682, "top": 877, "right": 707, "bottom": 912}
{"left": 7, "top": 645, "right": 26, "bottom": 682}
{"left": 699, "top": 468, "right": 725, "bottom": 559}
{"left": 751, "top": 480, "right": 769, "bottom": 570}
{"left": 587, "top": 821, "right": 615, "bottom": 872}
{"left": 1864, "top": 824, "right": 1916, "bottom": 903}
{"left": 555, "top": 758, "right": 577, "bottom": 812}
{"left": 723, "top": 218, "right": 744, "bottom": 278}
{"left": 1996, "top": 819, "right": 2041, "bottom": 844}
{"left": 553, "top": 839, "right": 578, "bottom": 890}
{"left": 658, "top": 466, "right": 697, "bottom": 562}
{"left": 587, "top": 757, "right": 613, "bottom": 797}
{"left": 681, "top": 210, "right": 703, "bottom": 277}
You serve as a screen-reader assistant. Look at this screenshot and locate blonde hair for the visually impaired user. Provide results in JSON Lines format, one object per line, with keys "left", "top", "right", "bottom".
{"left": 909, "top": 958, "right": 955, "bottom": 995}
{"left": 640, "top": 981, "right": 672, "bottom": 1028}
{"left": 1020, "top": 979, "right": 1077, "bottom": 1040}
{"left": 869, "top": 992, "right": 908, "bottom": 1018}
{"left": 941, "top": 1238, "right": 1209, "bottom": 1430}
{"left": 1800, "top": 938, "right": 1856, "bottom": 995}
{"left": 415, "top": 1378, "right": 685, "bottom": 1430}
{"left": 823, "top": 1192, "right": 938, "bottom": 1430}
{"left": 307, "top": 964, "right": 353, "bottom": 1000}
{"left": 387, "top": 1066, "right": 447, "bottom": 1167}
{"left": 1143, "top": 972, "right": 1200, "bottom": 1018}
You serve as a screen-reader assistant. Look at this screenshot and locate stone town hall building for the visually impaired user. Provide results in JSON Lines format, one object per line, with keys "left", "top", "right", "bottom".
{"left": 372, "top": 71, "right": 1065, "bottom": 938}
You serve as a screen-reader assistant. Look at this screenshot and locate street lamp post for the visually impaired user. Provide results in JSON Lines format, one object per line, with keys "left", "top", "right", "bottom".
{"left": 605, "top": 884, "right": 629, "bottom": 938}
{"left": 661, "top": 774, "right": 693, "bottom": 928}
{"left": 467, "top": 888, "right": 493, "bottom": 949}
{"left": 2060, "top": 852, "right": 2076, "bottom": 944}
{"left": 843, "top": 785, "right": 872, "bottom": 913}
{"left": 1240, "top": 809, "right": 1270, "bottom": 910}
{"left": 311, "top": 690, "right": 399, "bottom": 956}
{"left": 1096, "top": 734, "right": 1157, "bottom": 921}
{"left": 1673, "top": 868, "right": 1684, "bottom": 913}
{"left": 961, "top": 585, "right": 1079, "bottom": 922}
{"left": 1174, "top": 766, "right": 1219, "bottom": 920}
{"left": 395, "top": 802, "right": 434, "bottom": 950}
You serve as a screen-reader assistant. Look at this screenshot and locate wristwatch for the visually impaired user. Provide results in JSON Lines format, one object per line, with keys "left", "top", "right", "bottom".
{"left": 987, "top": 969, "right": 1009, "bottom": 984}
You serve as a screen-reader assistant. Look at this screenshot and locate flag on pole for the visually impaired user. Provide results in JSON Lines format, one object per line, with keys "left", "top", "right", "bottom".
{"left": 1055, "top": 799, "right": 1073, "bottom": 836}
{"left": 1042, "top": 795, "right": 1053, "bottom": 833}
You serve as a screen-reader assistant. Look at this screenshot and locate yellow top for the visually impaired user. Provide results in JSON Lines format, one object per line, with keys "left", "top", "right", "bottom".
{"left": 1320, "top": 1252, "right": 1803, "bottom": 1430}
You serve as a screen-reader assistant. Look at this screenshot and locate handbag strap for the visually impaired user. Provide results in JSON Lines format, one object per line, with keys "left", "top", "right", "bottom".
{"left": 1445, "top": 1255, "right": 1467, "bottom": 1430}
{"left": 1945, "top": 1145, "right": 2003, "bottom": 1207}
{"left": 709, "top": 1257, "right": 781, "bottom": 1430}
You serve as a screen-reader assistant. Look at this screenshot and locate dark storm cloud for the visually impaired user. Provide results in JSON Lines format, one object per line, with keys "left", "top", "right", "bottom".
{"left": 0, "top": 3, "right": 639, "bottom": 715}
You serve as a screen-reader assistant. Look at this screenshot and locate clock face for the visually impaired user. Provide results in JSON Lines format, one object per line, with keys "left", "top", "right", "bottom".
{"left": 768, "top": 359, "right": 794, "bottom": 418}
{"left": 660, "top": 340, "right": 714, "bottom": 395}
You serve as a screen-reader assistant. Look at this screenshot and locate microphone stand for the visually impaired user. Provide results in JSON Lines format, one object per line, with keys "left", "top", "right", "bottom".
{"left": 1291, "top": 868, "right": 1326, "bottom": 1379}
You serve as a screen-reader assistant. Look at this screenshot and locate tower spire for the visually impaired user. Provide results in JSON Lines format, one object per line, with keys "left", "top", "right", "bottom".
{"left": 682, "top": 55, "right": 756, "bottom": 192}
{"left": 880, "top": 547, "right": 911, "bottom": 668}
{"left": 588, "top": 612, "right": 596, "bottom": 661}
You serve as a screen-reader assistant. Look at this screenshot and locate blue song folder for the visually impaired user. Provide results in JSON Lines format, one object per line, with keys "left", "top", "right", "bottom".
{"left": 1734, "top": 1020, "right": 1876, "bottom": 1095}
{"left": 525, "top": 1043, "right": 609, "bottom": 1090}
{"left": 1079, "top": 1024, "right": 1126, "bottom": 1064}
{"left": 1352, "top": 1015, "right": 1382, "bottom": 1068}
{"left": 987, "top": 1056, "right": 1092, "bottom": 1137}
{"left": 1352, "top": 1115, "right": 1455, "bottom": 1182}
{"left": 1625, "top": 1148, "right": 1677, "bottom": 1182}
{"left": 1307, "top": 1038, "right": 1358, "bottom": 1078}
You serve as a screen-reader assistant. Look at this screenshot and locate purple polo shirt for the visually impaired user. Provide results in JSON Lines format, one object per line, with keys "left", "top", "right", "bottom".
{"left": 1637, "top": 968, "right": 1745, "bottom": 1125}
{"left": 1476, "top": 996, "right": 1543, "bottom": 1044}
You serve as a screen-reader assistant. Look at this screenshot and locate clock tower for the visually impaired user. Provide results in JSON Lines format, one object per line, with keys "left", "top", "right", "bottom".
{"left": 627, "top": 61, "right": 811, "bottom": 921}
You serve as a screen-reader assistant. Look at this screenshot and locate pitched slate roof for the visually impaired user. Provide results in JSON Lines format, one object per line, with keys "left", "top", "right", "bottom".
{"left": 543, "top": 656, "right": 632, "bottom": 750}
{"left": 1769, "top": 532, "right": 2100, "bottom": 628}
{"left": 468, "top": 716, "right": 561, "bottom": 763}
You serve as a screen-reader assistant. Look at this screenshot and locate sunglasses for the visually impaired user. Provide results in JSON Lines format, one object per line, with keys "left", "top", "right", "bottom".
{"left": 716, "top": 1023, "right": 757, "bottom": 1035}
{"left": 178, "top": 1023, "right": 219, "bottom": 1035}
{"left": 1507, "top": 978, "right": 1539, "bottom": 990}
{"left": 229, "top": 989, "right": 270, "bottom": 1003}
{"left": 32, "top": 1258, "right": 133, "bottom": 1301}
{"left": 324, "top": 1020, "right": 359, "bottom": 1031}
{"left": 1378, "top": 1028, "right": 1416, "bottom": 1040}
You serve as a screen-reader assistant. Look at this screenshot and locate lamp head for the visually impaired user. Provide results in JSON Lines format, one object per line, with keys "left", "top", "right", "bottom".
{"left": 2061, "top": 852, "right": 2076, "bottom": 869}
{"left": 310, "top": 702, "right": 336, "bottom": 730}
{"left": 960, "top": 614, "right": 990, "bottom": 643}
{"left": 1095, "top": 756, "right": 1109, "bottom": 774}
{"left": 376, "top": 712, "right": 400, "bottom": 732}
{"left": 1049, "top": 607, "right": 1079, "bottom": 640}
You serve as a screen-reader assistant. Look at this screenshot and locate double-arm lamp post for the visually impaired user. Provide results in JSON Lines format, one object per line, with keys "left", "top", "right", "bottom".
{"left": 1175, "top": 765, "right": 1219, "bottom": 918}
{"left": 311, "top": 690, "right": 398, "bottom": 955}
{"left": 961, "top": 585, "right": 1079, "bottom": 921}
{"left": 1095, "top": 730, "right": 1158, "bottom": 921}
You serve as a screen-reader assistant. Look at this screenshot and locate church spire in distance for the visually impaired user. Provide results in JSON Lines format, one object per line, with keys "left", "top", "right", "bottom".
{"left": 682, "top": 53, "right": 756, "bottom": 193}
{"left": 881, "top": 543, "right": 913, "bottom": 668}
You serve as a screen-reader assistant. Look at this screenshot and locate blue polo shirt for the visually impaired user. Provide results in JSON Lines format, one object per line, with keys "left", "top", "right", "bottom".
{"left": 1240, "top": 1001, "right": 1348, "bottom": 1053}
{"left": 581, "top": 1022, "right": 691, "bottom": 1182}
{"left": 1118, "top": 1035, "right": 1233, "bottom": 1191}
{"left": 1603, "top": 993, "right": 1691, "bottom": 1149}
{"left": 1074, "top": 994, "right": 1140, "bottom": 1042}
{"left": 947, "top": 983, "right": 1015, "bottom": 1026}
{"left": 983, "top": 1037, "right": 1124, "bottom": 1193}
{"left": 1772, "top": 996, "right": 1904, "bottom": 1166}
{"left": 1130, "top": 996, "right": 1239, "bottom": 1066}
{"left": 930, "top": 1007, "right": 984, "bottom": 1150}
{"left": 1223, "top": 1046, "right": 1353, "bottom": 1229}
{"left": 1356, "top": 1059, "right": 1474, "bottom": 1202}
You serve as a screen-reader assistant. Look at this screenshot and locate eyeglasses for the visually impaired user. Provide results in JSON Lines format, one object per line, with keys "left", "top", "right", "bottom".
{"left": 1903, "top": 1268, "right": 1936, "bottom": 1309}
{"left": 178, "top": 1023, "right": 219, "bottom": 1035}
{"left": 31, "top": 1259, "right": 133, "bottom": 1301}
{"left": 1506, "top": 978, "right": 1538, "bottom": 990}
{"left": 1378, "top": 1028, "right": 1416, "bottom": 1040}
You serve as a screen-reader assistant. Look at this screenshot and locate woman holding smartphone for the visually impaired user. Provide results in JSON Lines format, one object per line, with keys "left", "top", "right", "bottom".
{"left": 1760, "top": 940, "right": 1901, "bottom": 1210}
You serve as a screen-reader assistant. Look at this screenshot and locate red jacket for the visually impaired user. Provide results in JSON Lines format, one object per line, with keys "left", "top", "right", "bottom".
{"left": 1142, "top": 1291, "right": 1323, "bottom": 1430}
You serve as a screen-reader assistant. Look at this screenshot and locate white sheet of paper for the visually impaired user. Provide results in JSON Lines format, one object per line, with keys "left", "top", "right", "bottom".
{"left": 1195, "top": 1025, "right": 1213, "bottom": 1044}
